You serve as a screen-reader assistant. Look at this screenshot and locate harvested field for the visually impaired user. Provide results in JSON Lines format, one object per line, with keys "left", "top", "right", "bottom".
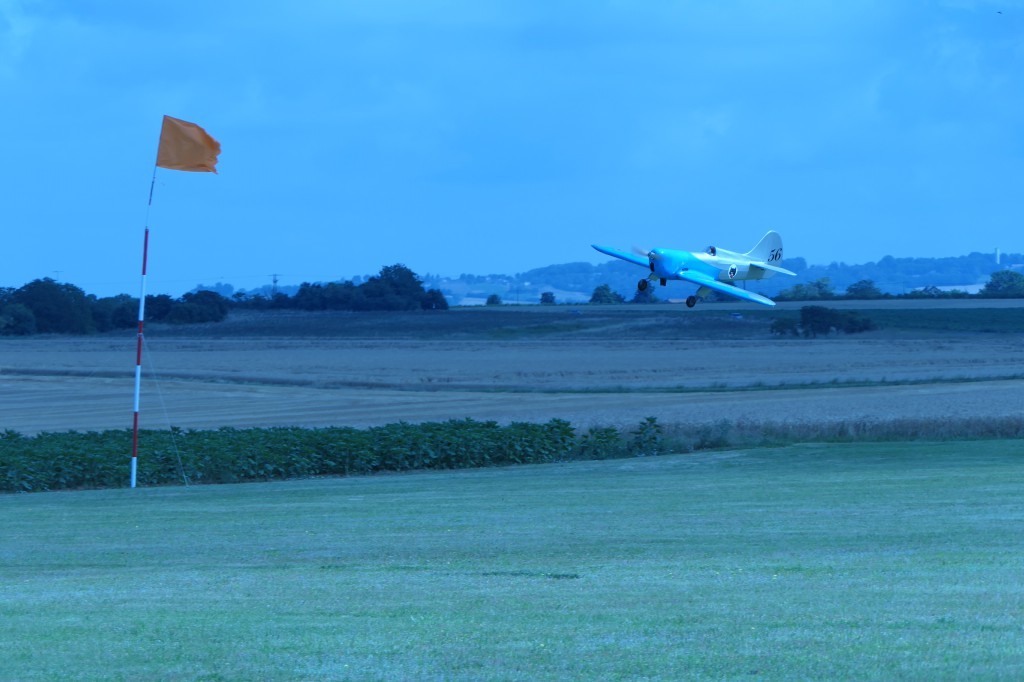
{"left": 1, "top": 302, "right": 1022, "bottom": 434}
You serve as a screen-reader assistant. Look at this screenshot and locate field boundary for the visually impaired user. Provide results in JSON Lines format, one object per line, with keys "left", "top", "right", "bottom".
{"left": 4, "top": 366, "right": 1023, "bottom": 394}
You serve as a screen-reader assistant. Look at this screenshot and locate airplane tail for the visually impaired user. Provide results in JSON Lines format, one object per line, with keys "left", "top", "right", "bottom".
{"left": 745, "top": 231, "right": 783, "bottom": 263}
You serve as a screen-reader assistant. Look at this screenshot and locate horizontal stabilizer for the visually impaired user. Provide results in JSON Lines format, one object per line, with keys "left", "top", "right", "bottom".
{"left": 751, "top": 261, "right": 797, "bottom": 277}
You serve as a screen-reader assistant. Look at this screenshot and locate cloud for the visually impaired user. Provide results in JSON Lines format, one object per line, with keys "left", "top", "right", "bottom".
{"left": 0, "top": 0, "right": 35, "bottom": 76}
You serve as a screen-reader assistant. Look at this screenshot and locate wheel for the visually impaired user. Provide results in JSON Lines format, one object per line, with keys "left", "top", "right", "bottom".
{"left": 686, "top": 296, "right": 697, "bottom": 308}
{"left": 637, "top": 279, "right": 649, "bottom": 292}
{"left": 660, "top": 278, "right": 667, "bottom": 286}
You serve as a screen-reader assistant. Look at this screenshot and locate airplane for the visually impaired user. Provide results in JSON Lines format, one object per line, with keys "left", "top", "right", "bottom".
{"left": 591, "top": 231, "right": 796, "bottom": 307}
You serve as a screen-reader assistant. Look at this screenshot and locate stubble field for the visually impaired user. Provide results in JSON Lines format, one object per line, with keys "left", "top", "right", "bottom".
{"left": 1, "top": 301, "right": 1022, "bottom": 435}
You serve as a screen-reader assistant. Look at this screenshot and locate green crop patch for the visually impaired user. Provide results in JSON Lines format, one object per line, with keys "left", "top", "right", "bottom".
{"left": 4, "top": 415, "right": 1024, "bottom": 494}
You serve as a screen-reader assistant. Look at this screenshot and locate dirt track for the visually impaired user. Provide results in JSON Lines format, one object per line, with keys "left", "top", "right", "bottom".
{"left": 2, "top": 313, "right": 1022, "bottom": 434}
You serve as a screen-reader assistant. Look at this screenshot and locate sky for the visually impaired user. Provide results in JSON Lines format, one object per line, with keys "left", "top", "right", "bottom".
{"left": 2, "top": 1, "right": 1022, "bottom": 297}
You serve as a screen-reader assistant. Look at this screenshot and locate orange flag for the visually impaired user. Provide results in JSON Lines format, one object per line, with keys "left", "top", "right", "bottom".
{"left": 156, "top": 115, "right": 221, "bottom": 173}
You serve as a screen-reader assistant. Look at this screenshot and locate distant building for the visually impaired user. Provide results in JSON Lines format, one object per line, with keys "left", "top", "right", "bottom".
{"left": 914, "top": 284, "right": 985, "bottom": 295}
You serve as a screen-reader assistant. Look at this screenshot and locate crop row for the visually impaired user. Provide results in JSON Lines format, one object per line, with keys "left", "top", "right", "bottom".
{"left": 4, "top": 415, "right": 1022, "bottom": 494}
{"left": 0, "top": 418, "right": 664, "bottom": 493}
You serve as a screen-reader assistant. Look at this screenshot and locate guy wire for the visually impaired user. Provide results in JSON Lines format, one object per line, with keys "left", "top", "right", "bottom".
{"left": 141, "top": 336, "right": 190, "bottom": 486}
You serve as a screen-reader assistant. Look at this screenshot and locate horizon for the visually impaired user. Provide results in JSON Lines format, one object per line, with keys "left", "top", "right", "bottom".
{"left": 3, "top": 246, "right": 1016, "bottom": 300}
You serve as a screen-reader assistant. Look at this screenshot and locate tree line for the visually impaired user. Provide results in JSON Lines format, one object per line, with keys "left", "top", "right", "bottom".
{"left": 0, "top": 264, "right": 447, "bottom": 336}
{"left": 255, "top": 264, "right": 448, "bottom": 312}
{"left": 775, "top": 270, "right": 1024, "bottom": 301}
{"left": 580, "top": 270, "right": 1024, "bottom": 306}
{"left": 0, "top": 279, "right": 233, "bottom": 335}
{"left": 3, "top": 266, "right": 1022, "bottom": 336}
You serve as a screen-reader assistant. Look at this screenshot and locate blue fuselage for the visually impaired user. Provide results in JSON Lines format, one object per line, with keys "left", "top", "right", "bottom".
{"left": 649, "top": 248, "right": 767, "bottom": 283}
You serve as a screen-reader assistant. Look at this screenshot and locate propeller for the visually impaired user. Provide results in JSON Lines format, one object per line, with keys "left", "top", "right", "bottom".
{"left": 632, "top": 246, "right": 661, "bottom": 273}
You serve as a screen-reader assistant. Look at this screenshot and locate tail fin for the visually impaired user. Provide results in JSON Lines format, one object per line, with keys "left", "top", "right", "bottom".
{"left": 745, "top": 231, "right": 784, "bottom": 264}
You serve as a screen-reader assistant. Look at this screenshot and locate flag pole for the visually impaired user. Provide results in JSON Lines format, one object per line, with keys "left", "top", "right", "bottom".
{"left": 131, "top": 166, "right": 157, "bottom": 489}
{"left": 132, "top": 115, "right": 220, "bottom": 488}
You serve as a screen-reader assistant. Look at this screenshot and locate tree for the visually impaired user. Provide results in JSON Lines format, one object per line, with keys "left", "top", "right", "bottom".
{"left": 800, "top": 306, "right": 838, "bottom": 338}
{"left": 799, "top": 306, "right": 875, "bottom": 337}
{"left": 769, "top": 317, "right": 799, "bottom": 337}
{"left": 540, "top": 292, "right": 556, "bottom": 305}
{"left": 324, "top": 281, "right": 360, "bottom": 310}
{"left": 166, "top": 290, "right": 231, "bottom": 324}
{"left": 12, "top": 278, "right": 95, "bottom": 333}
{"left": 844, "top": 279, "right": 883, "bottom": 299}
{"left": 293, "top": 282, "right": 327, "bottom": 310}
{"left": 91, "top": 294, "right": 137, "bottom": 332}
{"left": 589, "top": 284, "right": 625, "bottom": 304}
{"left": 776, "top": 277, "right": 835, "bottom": 301}
{"left": 269, "top": 292, "right": 292, "bottom": 309}
{"left": 839, "top": 311, "right": 876, "bottom": 334}
{"left": 145, "top": 294, "right": 175, "bottom": 322}
{"left": 360, "top": 264, "right": 436, "bottom": 311}
{"left": 486, "top": 294, "right": 503, "bottom": 306}
{"left": 0, "top": 303, "right": 36, "bottom": 335}
{"left": 420, "top": 289, "right": 449, "bottom": 310}
{"left": 378, "top": 264, "right": 423, "bottom": 294}
{"left": 631, "top": 287, "right": 658, "bottom": 303}
{"left": 980, "top": 270, "right": 1024, "bottom": 298}
{"left": 371, "top": 264, "right": 424, "bottom": 299}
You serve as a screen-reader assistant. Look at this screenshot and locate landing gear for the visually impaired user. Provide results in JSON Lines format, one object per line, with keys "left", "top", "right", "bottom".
{"left": 686, "top": 296, "right": 697, "bottom": 308}
{"left": 660, "top": 278, "right": 667, "bottom": 286}
{"left": 637, "top": 279, "right": 649, "bottom": 292}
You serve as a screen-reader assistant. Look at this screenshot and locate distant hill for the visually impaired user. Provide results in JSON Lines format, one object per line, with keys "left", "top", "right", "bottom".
{"left": 420, "top": 251, "right": 1021, "bottom": 305}
{"left": 203, "top": 250, "right": 1021, "bottom": 306}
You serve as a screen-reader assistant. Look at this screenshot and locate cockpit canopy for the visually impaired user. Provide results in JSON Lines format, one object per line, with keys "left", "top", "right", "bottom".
{"left": 707, "top": 246, "right": 717, "bottom": 256}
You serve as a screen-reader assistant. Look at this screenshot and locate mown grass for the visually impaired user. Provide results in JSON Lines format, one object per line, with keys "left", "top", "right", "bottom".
{"left": 2, "top": 441, "right": 1023, "bottom": 680}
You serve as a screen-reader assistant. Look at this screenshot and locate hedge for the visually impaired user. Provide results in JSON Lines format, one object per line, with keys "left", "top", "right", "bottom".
{"left": 0, "top": 418, "right": 661, "bottom": 493}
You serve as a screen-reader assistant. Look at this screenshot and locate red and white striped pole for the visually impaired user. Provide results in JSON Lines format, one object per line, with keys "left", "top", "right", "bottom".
{"left": 132, "top": 116, "right": 219, "bottom": 487}
{"left": 131, "top": 171, "right": 156, "bottom": 488}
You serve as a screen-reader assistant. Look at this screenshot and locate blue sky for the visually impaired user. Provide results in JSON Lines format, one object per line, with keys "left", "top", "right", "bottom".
{"left": 2, "top": 1, "right": 1021, "bottom": 297}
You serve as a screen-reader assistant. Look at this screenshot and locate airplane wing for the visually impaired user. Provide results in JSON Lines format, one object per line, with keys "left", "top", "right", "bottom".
{"left": 678, "top": 270, "right": 777, "bottom": 306}
{"left": 750, "top": 261, "right": 797, "bottom": 276}
{"left": 591, "top": 244, "right": 650, "bottom": 268}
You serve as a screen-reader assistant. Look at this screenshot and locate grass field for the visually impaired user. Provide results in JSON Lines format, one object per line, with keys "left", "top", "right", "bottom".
{"left": 3, "top": 441, "right": 1023, "bottom": 680}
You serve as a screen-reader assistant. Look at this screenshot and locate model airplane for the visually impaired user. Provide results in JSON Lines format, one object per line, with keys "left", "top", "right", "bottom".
{"left": 592, "top": 231, "right": 796, "bottom": 307}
